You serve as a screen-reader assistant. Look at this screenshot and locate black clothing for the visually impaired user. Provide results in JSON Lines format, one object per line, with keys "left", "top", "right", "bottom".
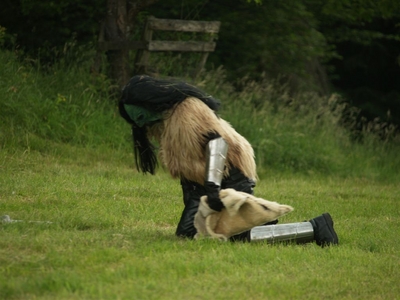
{"left": 176, "top": 167, "right": 255, "bottom": 238}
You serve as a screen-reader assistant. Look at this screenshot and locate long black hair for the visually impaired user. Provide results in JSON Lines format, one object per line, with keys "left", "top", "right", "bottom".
{"left": 119, "top": 75, "right": 221, "bottom": 174}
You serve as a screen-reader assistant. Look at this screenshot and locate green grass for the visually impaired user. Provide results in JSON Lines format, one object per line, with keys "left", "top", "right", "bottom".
{"left": 1, "top": 146, "right": 399, "bottom": 299}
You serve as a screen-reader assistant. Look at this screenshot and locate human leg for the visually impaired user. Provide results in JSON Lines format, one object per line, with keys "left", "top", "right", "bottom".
{"left": 175, "top": 180, "right": 205, "bottom": 238}
{"left": 249, "top": 213, "right": 339, "bottom": 247}
{"left": 221, "top": 168, "right": 338, "bottom": 246}
{"left": 177, "top": 171, "right": 339, "bottom": 247}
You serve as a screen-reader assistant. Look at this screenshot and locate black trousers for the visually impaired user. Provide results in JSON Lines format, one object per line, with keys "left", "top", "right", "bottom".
{"left": 175, "top": 167, "right": 256, "bottom": 239}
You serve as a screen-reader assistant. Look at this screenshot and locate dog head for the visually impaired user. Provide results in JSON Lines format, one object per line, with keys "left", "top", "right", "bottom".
{"left": 194, "top": 188, "right": 294, "bottom": 241}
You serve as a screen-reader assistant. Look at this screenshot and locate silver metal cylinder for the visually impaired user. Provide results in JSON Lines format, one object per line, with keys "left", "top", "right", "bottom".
{"left": 250, "top": 222, "right": 315, "bottom": 244}
{"left": 205, "top": 137, "right": 228, "bottom": 186}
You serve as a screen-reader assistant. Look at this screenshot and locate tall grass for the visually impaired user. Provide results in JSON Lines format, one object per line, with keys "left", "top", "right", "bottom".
{"left": 198, "top": 70, "right": 400, "bottom": 180}
{"left": 0, "top": 49, "right": 129, "bottom": 153}
{"left": 1, "top": 48, "right": 399, "bottom": 181}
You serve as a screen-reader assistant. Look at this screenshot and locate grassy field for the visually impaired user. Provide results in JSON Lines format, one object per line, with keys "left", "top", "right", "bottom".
{"left": 1, "top": 48, "right": 399, "bottom": 299}
{"left": 1, "top": 145, "right": 399, "bottom": 300}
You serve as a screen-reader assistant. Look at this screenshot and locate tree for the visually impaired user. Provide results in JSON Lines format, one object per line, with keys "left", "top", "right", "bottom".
{"left": 147, "top": 0, "right": 334, "bottom": 92}
{"left": 307, "top": 0, "right": 400, "bottom": 126}
{"left": 102, "top": 0, "right": 158, "bottom": 89}
{"left": 145, "top": 0, "right": 400, "bottom": 128}
{"left": 0, "top": 0, "right": 105, "bottom": 55}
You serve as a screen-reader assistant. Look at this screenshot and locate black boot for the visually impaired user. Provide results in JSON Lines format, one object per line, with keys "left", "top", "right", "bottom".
{"left": 175, "top": 201, "right": 199, "bottom": 238}
{"left": 309, "top": 213, "right": 339, "bottom": 247}
{"left": 176, "top": 180, "right": 205, "bottom": 239}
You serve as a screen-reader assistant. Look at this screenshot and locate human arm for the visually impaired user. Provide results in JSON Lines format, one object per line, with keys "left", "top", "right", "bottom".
{"left": 204, "top": 135, "right": 228, "bottom": 211}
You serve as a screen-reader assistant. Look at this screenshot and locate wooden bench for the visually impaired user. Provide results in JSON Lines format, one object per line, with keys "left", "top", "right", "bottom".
{"left": 98, "top": 16, "right": 220, "bottom": 78}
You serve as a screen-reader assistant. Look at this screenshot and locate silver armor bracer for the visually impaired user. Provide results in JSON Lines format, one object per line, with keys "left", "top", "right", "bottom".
{"left": 205, "top": 137, "right": 229, "bottom": 186}
{"left": 250, "top": 222, "right": 315, "bottom": 244}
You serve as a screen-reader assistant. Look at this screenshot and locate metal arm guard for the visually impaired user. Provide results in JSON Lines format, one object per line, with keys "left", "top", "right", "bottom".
{"left": 250, "top": 222, "right": 315, "bottom": 244}
{"left": 205, "top": 137, "right": 229, "bottom": 186}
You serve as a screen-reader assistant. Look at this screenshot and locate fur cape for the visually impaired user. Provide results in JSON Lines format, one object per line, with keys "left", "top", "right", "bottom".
{"left": 194, "top": 188, "right": 294, "bottom": 241}
{"left": 147, "top": 97, "right": 257, "bottom": 184}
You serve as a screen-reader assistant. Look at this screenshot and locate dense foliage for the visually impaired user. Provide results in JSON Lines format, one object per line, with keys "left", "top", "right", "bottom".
{"left": 1, "top": 0, "right": 399, "bottom": 130}
{"left": 146, "top": 0, "right": 400, "bottom": 128}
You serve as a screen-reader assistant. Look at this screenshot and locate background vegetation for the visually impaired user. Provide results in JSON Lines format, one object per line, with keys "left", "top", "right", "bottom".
{"left": 1, "top": 47, "right": 399, "bottom": 179}
{"left": 1, "top": 1, "right": 400, "bottom": 298}
{"left": 1, "top": 0, "right": 400, "bottom": 129}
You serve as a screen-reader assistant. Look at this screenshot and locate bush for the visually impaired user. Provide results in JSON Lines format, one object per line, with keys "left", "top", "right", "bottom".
{"left": 0, "top": 49, "right": 129, "bottom": 152}
{"left": 198, "top": 70, "right": 400, "bottom": 180}
{"left": 1, "top": 48, "right": 399, "bottom": 181}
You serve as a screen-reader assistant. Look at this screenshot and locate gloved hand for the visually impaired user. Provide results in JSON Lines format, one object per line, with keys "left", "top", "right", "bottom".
{"left": 204, "top": 181, "right": 224, "bottom": 211}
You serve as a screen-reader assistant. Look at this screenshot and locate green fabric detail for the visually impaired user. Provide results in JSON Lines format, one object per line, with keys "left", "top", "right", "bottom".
{"left": 123, "top": 104, "right": 162, "bottom": 127}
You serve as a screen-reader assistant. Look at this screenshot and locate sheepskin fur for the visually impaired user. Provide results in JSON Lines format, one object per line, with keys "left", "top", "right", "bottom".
{"left": 194, "top": 188, "right": 294, "bottom": 241}
{"left": 147, "top": 97, "right": 257, "bottom": 185}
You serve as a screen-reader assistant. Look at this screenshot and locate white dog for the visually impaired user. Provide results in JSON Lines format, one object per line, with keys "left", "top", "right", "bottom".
{"left": 194, "top": 188, "right": 294, "bottom": 241}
